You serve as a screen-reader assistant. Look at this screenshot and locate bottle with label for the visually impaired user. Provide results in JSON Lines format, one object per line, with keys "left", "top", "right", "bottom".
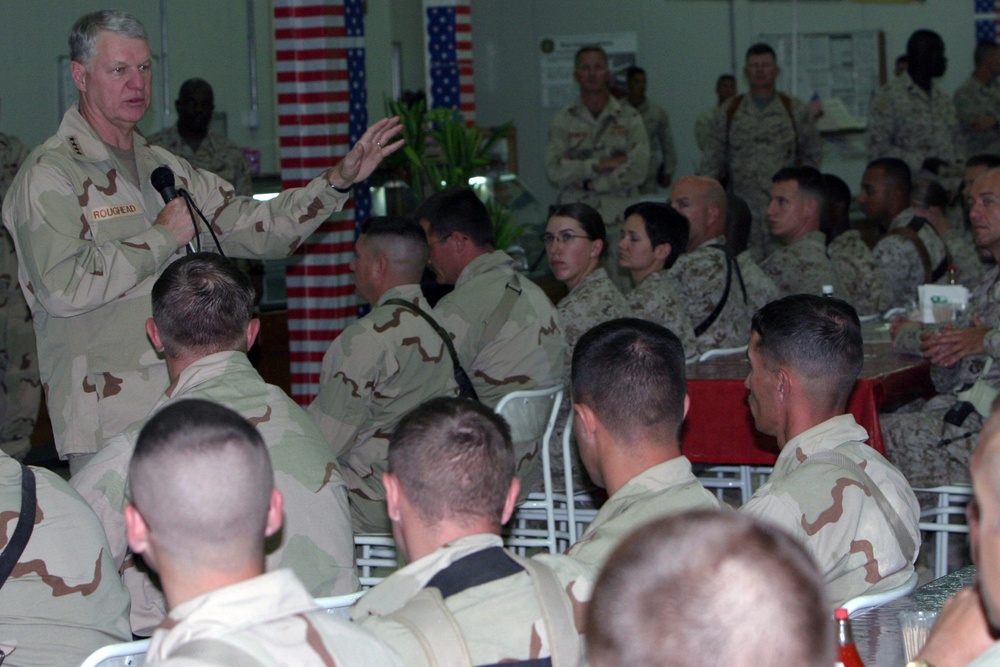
{"left": 834, "top": 607, "right": 865, "bottom": 667}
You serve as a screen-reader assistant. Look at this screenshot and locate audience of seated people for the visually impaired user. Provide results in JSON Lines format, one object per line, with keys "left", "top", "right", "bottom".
{"left": 14, "top": 10, "right": 1000, "bottom": 664}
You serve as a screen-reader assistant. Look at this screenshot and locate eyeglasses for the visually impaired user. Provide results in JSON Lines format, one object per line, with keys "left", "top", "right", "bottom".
{"left": 542, "top": 232, "right": 593, "bottom": 247}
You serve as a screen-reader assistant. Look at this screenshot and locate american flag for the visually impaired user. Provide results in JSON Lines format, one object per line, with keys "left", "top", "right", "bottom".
{"left": 424, "top": 0, "right": 476, "bottom": 125}
{"left": 275, "top": 0, "right": 369, "bottom": 404}
{"left": 976, "top": 0, "right": 1000, "bottom": 14}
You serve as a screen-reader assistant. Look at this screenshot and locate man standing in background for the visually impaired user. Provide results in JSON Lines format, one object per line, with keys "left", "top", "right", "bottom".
{"left": 954, "top": 41, "right": 1000, "bottom": 157}
{"left": 625, "top": 66, "right": 676, "bottom": 193}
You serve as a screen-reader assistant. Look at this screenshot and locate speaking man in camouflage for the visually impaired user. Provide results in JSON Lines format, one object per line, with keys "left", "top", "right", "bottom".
{"left": 308, "top": 217, "right": 459, "bottom": 534}
{"left": 0, "top": 446, "right": 131, "bottom": 665}
{"left": 565, "top": 319, "right": 719, "bottom": 568}
{"left": 586, "top": 511, "right": 834, "bottom": 667}
{"left": 351, "top": 397, "right": 596, "bottom": 667}
{"left": 739, "top": 294, "right": 920, "bottom": 609}
{"left": 700, "top": 43, "right": 822, "bottom": 261}
{"left": 761, "top": 167, "right": 845, "bottom": 298}
{"left": 546, "top": 46, "right": 649, "bottom": 290}
{"left": 420, "top": 187, "right": 564, "bottom": 407}
{"left": 127, "top": 399, "right": 400, "bottom": 666}
{"left": 954, "top": 41, "right": 1000, "bottom": 157}
{"left": 1, "top": 10, "right": 402, "bottom": 471}
{"left": 868, "top": 30, "right": 964, "bottom": 179}
{"left": 148, "top": 78, "right": 253, "bottom": 197}
{"left": 0, "top": 123, "right": 39, "bottom": 461}
{"left": 624, "top": 66, "right": 676, "bottom": 192}
{"left": 71, "top": 252, "right": 357, "bottom": 636}
{"left": 668, "top": 176, "right": 755, "bottom": 354}
{"left": 860, "top": 158, "right": 950, "bottom": 309}
{"left": 883, "top": 167, "right": 1000, "bottom": 490}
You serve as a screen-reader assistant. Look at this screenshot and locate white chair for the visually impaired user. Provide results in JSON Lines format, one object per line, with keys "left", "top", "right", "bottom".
{"left": 697, "top": 345, "right": 748, "bottom": 362}
{"left": 495, "top": 386, "right": 565, "bottom": 554}
{"left": 315, "top": 590, "right": 365, "bottom": 619}
{"left": 694, "top": 465, "right": 772, "bottom": 506}
{"left": 353, "top": 534, "right": 398, "bottom": 588}
{"left": 78, "top": 639, "right": 150, "bottom": 667}
{"left": 915, "top": 485, "right": 972, "bottom": 579}
{"left": 842, "top": 570, "right": 920, "bottom": 617}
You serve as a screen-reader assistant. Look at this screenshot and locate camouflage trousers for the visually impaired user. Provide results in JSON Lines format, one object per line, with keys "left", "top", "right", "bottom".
{"left": 881, "top": 393, "right": 980, "bottom": 491}
{"left": 0, "top": 282, "right": 40, "bottom": 459}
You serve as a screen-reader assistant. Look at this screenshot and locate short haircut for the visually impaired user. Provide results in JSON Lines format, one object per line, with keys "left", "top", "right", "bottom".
{"left": 625, "top": 66, "right": 645, "bottom": 81}
{"left": 414, "top": 186, "right": 495, "bottom": 248}
{"left": 866, "top": 157, "right": 912, "bottom": 200}
{"left": 912, "top": 178, "right": 949, "bottom": 212}
{"left": 746, "top": 42, "right": 777, "bottom": 62}
{"left": 178, "top": 78, "right": 213, "bottom": 100}
{"left": 388, "top": 397, "right": 514, "bottom": 526}
{"left": 130, "top": 399, "right": 274, "bottom": 563}
{"left": 151, "top": 252, "right": 255, "bottom": 358}
{"left": 975, "top": 41, "right": 1000, "bottom": 66}
{"left": 725, "top": 195, "right": 753, "bottom": 255}
{"left": 771, "top": 166, "right": 826, "bottom": 205}
{"left": 575, "top": 45, "right": 608, "bottom": 67}
{"left": 624, "top": 201, "right": 689, "bottom": 269}
{"left": 821, "top": 173, "right": 853, "bottom": 242}
{"left": 550, "top": 202, "right": 607, "bottom": 256}
{"left": 968, "top": 154, "right": 1000, "bottom": 170}
{"left": 586, "top": 510, "right": 833, "bottom": 667}
{"left": 907, "top": 29, "right": 944, "bottom": 62}
{"left": 70, "top": 10, "right": 148, "bottom": 66}
{"left": 751, "top": 294, "right": 863, "bottom": 409}
{"left": 716, "top": 74, "right": 736, "bottom": 87}
{"left": 359, "top": 216, "right": 429, "bottom": 283}
{"left": 572, "top": 318, "right": 687, "bottom": 442}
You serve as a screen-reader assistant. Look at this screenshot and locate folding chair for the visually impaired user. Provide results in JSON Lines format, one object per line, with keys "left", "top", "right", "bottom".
{"left": 915, "top": 485, "right": 972, "bottom": 579}
{"left": 78, "top": 639, "right": 150, "bottom": 667}
{"left": 842, "top": 570, "right": 920, "bottom": 617}
{"left": 315, "top": 591, "right": 365, "bottom": 619}
{"left": 353, "top": 534, "right": 399, "bottom": 588}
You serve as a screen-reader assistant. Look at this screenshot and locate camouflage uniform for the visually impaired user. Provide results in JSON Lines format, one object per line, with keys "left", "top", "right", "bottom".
{"left": 760, "top": 230, "right": 845, "bottom": 298}
{"left": 547, "top": 97, "right": 649, "bottom": 289}
{"left": 736, "top": 250, "right": 781, "bottom": 315}
{"left": 565, "top": 456, "right": 720, "bottom": 569}
{"left": 952, "top": 75, "right": 1000, "bottom": 156}
{"left": 0, "top": 134, "right": 39, "bottom": 461}
{"left": 352, "top": 533, "right": 595, "bottom": 667}
{"left": 969, "top": 641, "right": 1000, "bottom": 666}
{"left": 1, "top": 106, "right": 350, "bottom": 461}
{"left": 694, "top": 105, "right": 717, "bottom": 154}
{"left": 699, "top": 95, "right": 822, "bottom": 261}
{"left": 628, "top": 98, "right": 676, "bottom": 193}
{"left": 828, "top": 230, "right": 891, "bottom": 316}
{"left": 867, "top": 72, "right": 965, "bottom": 176}
{"left": 309, "top": 285, "right": 459, "bottom": 534}
{"left": 146, "top": 126, "right": 253, "bottom": 197}
{"left": 668, "top": 237, "right": 755, "bottom": 353}
{"left": 556, "top": 268, "right": 629, "bottom": 383}
{"left": 435, "top": 250, "right": 564, "bottom": 408}
{"left": 942, "top": 227, "right": 986, "bottom": 288}
{"left": 882, "top": 266, "right": 1000, "bottom": 489}
{"left": 71, "top": 350, "right": 358, "bottom": 635}
{"left": 873, "top": 208, "right": 950, "bottom": 310}
{"left": 0, "top": 452, "right": 131, "bottom": 666}
{"left": 145, "top": 569, "right": 400, "bottom": 667}
{"left": 739, "top": 414, "right": 920, "bottom": 609}
{"left": 625, "top": 269, "right": 699, "bottom": 361}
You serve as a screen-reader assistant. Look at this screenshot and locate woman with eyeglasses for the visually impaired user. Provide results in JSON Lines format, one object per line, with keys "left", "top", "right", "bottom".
{"left": 617, "top": 201, "right": 699, "bottom": 360}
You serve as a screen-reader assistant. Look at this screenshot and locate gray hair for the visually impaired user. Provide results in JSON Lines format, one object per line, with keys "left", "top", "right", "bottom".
{"left": 69, "top": 10, "right": 149, "bottom": 65}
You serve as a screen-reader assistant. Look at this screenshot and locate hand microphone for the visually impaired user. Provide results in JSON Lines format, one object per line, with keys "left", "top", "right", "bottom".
{"left": 151, "top": 166, "right": 179, "bottom": 203}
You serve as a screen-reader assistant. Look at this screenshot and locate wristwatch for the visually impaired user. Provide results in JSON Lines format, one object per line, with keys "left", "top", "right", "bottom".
{"left": 905, "top": 660, "right": 935, "bottom": 667}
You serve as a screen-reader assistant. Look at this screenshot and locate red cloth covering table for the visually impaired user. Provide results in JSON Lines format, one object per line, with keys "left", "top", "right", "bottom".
{"left": 682, "top": 342, "right": 933, "bottom": 465}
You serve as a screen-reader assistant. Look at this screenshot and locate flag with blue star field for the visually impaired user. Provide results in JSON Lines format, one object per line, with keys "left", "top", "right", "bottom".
{"left": 977, "top": 0, "right": 1000, "bottom": 41}
{"left": 424, "top": 0, "right": 476, "bottom": 125}
{"left": 274, "top": 0, "right": 371, "bottom": 404}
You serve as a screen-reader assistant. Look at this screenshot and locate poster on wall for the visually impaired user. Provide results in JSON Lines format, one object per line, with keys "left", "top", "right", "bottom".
{"left": 538, "top": 32, "right": 637, "bottom": 109}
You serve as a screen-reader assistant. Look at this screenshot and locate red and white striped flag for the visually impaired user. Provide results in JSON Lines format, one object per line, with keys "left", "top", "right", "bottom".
{"left": 424, "top": 0, "right": 475, "bottom": 125}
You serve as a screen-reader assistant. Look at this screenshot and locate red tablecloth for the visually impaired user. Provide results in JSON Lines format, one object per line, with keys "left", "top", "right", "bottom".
{"left": 682, "top": 343, "right": 933, "bottom": 465}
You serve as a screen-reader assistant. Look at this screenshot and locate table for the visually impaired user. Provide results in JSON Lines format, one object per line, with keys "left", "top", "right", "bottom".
{"left": 853, "top": 566, "right": 976, "bottom": 666}
{"left": 681, "top": 342, "right": 933, "bottom": 465}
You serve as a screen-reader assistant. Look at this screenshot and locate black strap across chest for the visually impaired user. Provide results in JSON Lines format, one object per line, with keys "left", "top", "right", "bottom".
{"left": 0, "top": 464, "right": 36, "bottom": 591}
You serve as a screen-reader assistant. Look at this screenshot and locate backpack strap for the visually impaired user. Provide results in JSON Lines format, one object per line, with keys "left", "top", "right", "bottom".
{"left": 0, "top": 464, "right": 36, "bottom": 591}
{"left": 886, "top": 216, "right": 951, "bottom": 284}
{"left": 694, "top": 244, "right": 745, "bottom": 337}
{"left": 384, "top": 298, "right": 479, "bottom": 401}
{"left": 482, "top": 274, "right": 522, "bottom": 346}
{"left": 388, "top": 588, "right": 472, "bottom": 667}
{"left": 508, "top": 554, "right": 581, "bottom": 667}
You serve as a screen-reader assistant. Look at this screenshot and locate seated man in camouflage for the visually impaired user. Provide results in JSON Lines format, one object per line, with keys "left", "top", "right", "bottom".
{"left": 72, "top": 252, "right": 356, "bottom": 635}
{"left": 352, "top": 397, "right": 596, "bottom": 667}
{"left": 308, "top": 217, "right": 459, "bottom": 533}
{"left": 565, "top": 318, "right": 719, "bottom": 567}
{"left": 883, "top": 167, "right": 1000, "bottom": 490}
{"left": 760, "top": 167, "right": 845, "bottom": 298}
{"left": 740, "top": 294, "right": 920, "bottom": 608}
{"left": 668, "top": 176, "right": 755, "bottom": 353}
{"left": 587, "top": 511, "right": 834, "bottom": 667}
{"left": 127, "top": 399, "right": 400, "bottom": 666}
{"left": 0, "top": 447, "right": 130, "bottom": 665}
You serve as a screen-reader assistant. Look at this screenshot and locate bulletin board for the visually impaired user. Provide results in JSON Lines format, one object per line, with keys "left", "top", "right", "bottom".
{"left": 757, "top": 30, "right": 886, "bottom": 133}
